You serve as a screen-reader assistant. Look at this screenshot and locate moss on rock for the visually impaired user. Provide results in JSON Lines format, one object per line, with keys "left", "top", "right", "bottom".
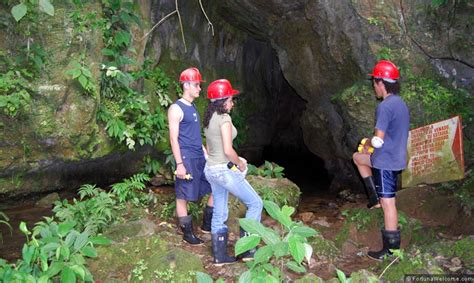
{"left": 88, "top": 235, "right": 203, "bottom": 282}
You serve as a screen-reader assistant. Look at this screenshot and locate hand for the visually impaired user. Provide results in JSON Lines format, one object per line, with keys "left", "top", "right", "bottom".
{"left": 175, "top": 163, "right": 187, "bottom": 179}
{"left": 358, "top": 138, "right": 374, "bottom": 154}
{"left": 238, "top": 157, "right": 247, "bottom": 172}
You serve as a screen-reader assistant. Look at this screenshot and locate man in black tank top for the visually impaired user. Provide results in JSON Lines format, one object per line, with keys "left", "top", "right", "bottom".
{"left": 167, "top": 67, "right": 213, "bottom": 245}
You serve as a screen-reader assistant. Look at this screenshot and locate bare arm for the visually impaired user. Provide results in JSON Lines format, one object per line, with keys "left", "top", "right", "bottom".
{"left": 221, "top": 122, "right": 246, "bottom": 171}
{"left": 374, "top": 128, "right": 385, "bottom": 139}
{"left": 168, "top": 105, "right": 186, "bottom": 178}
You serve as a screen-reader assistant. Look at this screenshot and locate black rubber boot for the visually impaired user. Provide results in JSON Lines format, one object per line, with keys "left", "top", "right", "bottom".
{"left": 201, "top": 205, "right": 213, "bottom": 234}
{"left": 237, "top": 228, "right": 256, "bottom": 261}
{"left": 178, "top": 215, "right": 204, "bottom": 245}
{"left": 211, "top": 232, "right": 237, "bottom": 266}
{"left": 363, "top": 176, "right": 380, "bottom": 209}
{"left": 367, "top": 229, "right": 400, "bottom": 261}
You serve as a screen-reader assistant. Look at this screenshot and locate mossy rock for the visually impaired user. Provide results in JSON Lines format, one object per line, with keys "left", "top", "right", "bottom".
{"left": 294, "top": 273, "right": 324, "bottom": 283}
{"left": 103, "top": 219, "right": 156, "bottom": 242}
{"left": 88, "top": 235, "right": 203, "bottom": 282}
{"left": 453, "top": 236, "right": 474, "bottom": 268}
{"left": 380, "top": 252, "right": 443, "bottom": 282}
{"left": 247, "top": 175, "right": 301, "bottom": 208}
{"left": 348, "top": 269, "right": 378, "bottom": 282}
{"left": 225, "top": 175, "right": 301, "bottom": 234}
{"left": 309, "top": 234, "right": 340, "bottom": 261}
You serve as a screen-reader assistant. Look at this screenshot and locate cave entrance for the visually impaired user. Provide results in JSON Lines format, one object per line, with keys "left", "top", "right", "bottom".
{"left": 261, "top": 144, "right": 332, "bottom": 196}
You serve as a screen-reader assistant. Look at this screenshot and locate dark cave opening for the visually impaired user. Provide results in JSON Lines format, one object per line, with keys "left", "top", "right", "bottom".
{"left": 261, "top": 144, "right": 332, "bottom": 196}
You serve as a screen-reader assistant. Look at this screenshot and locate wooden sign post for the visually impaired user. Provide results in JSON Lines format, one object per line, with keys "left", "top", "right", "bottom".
{"left": 402, "top": 116, "right": 465, "bottom": 187}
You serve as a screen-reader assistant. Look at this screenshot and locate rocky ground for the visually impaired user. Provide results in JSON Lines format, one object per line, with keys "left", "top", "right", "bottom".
{"left": 1, "top": 182, "right": 473, "bottom": 282}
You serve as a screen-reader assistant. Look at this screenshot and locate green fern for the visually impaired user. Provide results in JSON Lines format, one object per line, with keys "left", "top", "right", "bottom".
{"left": 110, "top": 173, "right": 151, "bottom": 205}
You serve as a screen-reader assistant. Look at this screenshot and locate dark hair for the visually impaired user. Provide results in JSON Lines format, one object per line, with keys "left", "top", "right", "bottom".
{"left": 374, "top": 78, "right": 400, "bottom": 95}
{"left": 203, "top": 99, "right": 228, "bottom": 128}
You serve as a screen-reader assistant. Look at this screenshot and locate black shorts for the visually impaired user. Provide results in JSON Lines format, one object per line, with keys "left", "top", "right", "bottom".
{"left": 373, "top": 168, "right": 401, "bottom": 198}
{"left": 175, "top": 157, "right": 212, "bottom": 201}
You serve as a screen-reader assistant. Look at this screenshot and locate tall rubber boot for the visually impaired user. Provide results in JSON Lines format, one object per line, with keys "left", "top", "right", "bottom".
{"left": 211, "top": 232, "right": 237, "bottom": 266}
{"left": 363, "top": 176, "right": 380, "bottom": 209}
{"left": 178, "top": 215, "right": 204, "bottom": 245}
{"left": 367, "top": 229, "right": 400, "bottom": 261}
{"left": 201, "top": 205, "right": 213, "bottom": 234}
{"left": 237, "top": 228, "right": 256, "bottom": 261}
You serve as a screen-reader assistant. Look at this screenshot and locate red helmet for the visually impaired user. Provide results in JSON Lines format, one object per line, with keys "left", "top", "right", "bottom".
{"left": 207, "top": 79, "right": 239, "bottom": 100}
{"left": 179, "top": 67, "right": 205, "bottom": 82}
{"left": 368, "top": 60, "right": 400, "bottom": 81}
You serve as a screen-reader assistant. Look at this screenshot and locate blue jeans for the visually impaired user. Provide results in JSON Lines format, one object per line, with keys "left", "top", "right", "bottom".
{"left": 204, "top": 164, "right": 263, "bottom": 234}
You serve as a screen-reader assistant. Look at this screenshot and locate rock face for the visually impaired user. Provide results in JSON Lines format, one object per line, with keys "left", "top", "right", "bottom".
{"left": 150, "top": 0, "right": 473, "bottom": 190}
{"left": 1, "top": 0, "right": 472, "bottom": 197}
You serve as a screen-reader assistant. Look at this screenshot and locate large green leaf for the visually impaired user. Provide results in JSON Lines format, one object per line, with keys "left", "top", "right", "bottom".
{"left": 292, "top": 226, "right": 317, "bottom": 238}
{"left": 60, "top": 245, "right": 70, "bottom": 260}
{"left": 235, "top": 234, "right": 260, "bottom": 256}
{"left": 22, "top": 244, "right": 35, "bottom": 265}
{"left": 11, "top": 3, "right": 27, "bottom": 22}
{"left": 81, "top": 246, "right": 97, "bottom": 258}
{"left": 273, "top": 242, "right": 288, "bottom": 258}
{"left": 58, "top": 221, "right": 75, "bottom": 237}
{"left": 336, "top": 268, "right": 348, "bottom": 283}
{"left": 238, "top": 270, "right": 252, "bottom": 283}
{"left": 38, "top": 275, "right": 49, "bottom": 283}
{"left": 61, "top": 266, "right": 77, "bottom": 283}
{"left": 70, "top": 264, "right": 86, "bottom": 281}
{"left": 65, "top": 68, "right": 81, "bottom": 79}
{"left": 47, "top": 261, "right": 64, "bottom": 277}
{"left": 74, "top": 231, "right": 89, "bottom": 251}
{"left": 70, "top": 254, "right": 86, "bottom": 265}
{"left": 89, "top": 235, "right": 112, "bottom": 245}
{"left": 253, "top": 245, "right": 273, "bottom": 264}
{"left": 263, "top": 201, "right": 291, "bottom": 229}
{"left": 114, "top": 30, "right": 131, "bottom": 46}
{"left": 264, "top": 274, "right": 280, "bottom": 283}
{"left": 78, "top": 75, "right": 88, "bottom": 89}
{"left": 42, "top": 242, "right": 60, "bottom": 254}
{"left": 288, "top": 235, "right": 305, "bottom": 264}
{"left": 39, "top": 0, "right": 54, "bottom": 16}
{"left": 281, "top": 205, "right": 295, "bottom": 217}
{"left": 195, "top": 272, "right": 213, "bottom": 283}
{"left": 239, "top": 218, "right": 279, "bottom": 245}
{"left": 101, "top": 48, "right": 116, "bottom": 56}
{"left": 286, "top": 261, "right": 306, "bottom": 273}
{"left": 65, "top": 230, "right": 79, "bottom": 247}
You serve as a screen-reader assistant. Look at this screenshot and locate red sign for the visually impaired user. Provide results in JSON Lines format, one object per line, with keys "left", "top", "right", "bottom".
{"left": 402, "top": 116, "right": 465, "bottom": 187}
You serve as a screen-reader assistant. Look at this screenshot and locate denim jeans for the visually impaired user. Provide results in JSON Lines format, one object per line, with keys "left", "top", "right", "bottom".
{"left": 204, "top": 164, "right": 263, "bottom": 234}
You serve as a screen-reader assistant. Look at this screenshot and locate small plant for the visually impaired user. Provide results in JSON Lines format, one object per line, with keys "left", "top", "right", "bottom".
{"left": 110, "top": 173, "right": 151, "bottom": 206}
{"left": 367, "top": 17, "right": 380, "bottom": 26}
{"left": 53, "top": 184, "right": 117, "bottom": 234}
{"left": 154, "top": 268, "right": 176, "bottom": 282}
{"left": 0, "top": 211, "right": 12, "bottom": 244}
{"left": 336, "top": 268, "right": 351, "bottom": 283}
{"left": 341, "top": 208, "right": 380, "bottom": 230}
{"left": 235, "top": 200, "right": 317, "bottom": 281}
{"left": 247, "top": 161, "right": 285, "bottom": 179}
{"left": 143, "top": 155, "right": 160, "bottom": 175}
{"left": 66, "top": 60, "right": 97, "bottom": 95}
{"left": 131, "top": 259, "right": 148, "bottom": 281}
{"left": 376, "top": 47, "right": 393, "bottom": 60}
{"left": 195, "top": 271, "right": 225, "bottom": 283}
{"left": 257, "top": 185, "right": 290, "bottom": 207}
{"left": 0, "top": 219, "right": 111, "bottom": 282}
{"left": 10, "top": 0, "right": 55, "bottom": 22}
{"left": 0, "top": 70, "right": 32, "bottom": 117}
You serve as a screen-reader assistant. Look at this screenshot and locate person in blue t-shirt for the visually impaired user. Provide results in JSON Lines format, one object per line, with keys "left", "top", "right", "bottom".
{"left": 352, "top": 60, "right": 410, "bottom": 261}
{"left": 168, "top": 67, "right": 214, "bottom": 245}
